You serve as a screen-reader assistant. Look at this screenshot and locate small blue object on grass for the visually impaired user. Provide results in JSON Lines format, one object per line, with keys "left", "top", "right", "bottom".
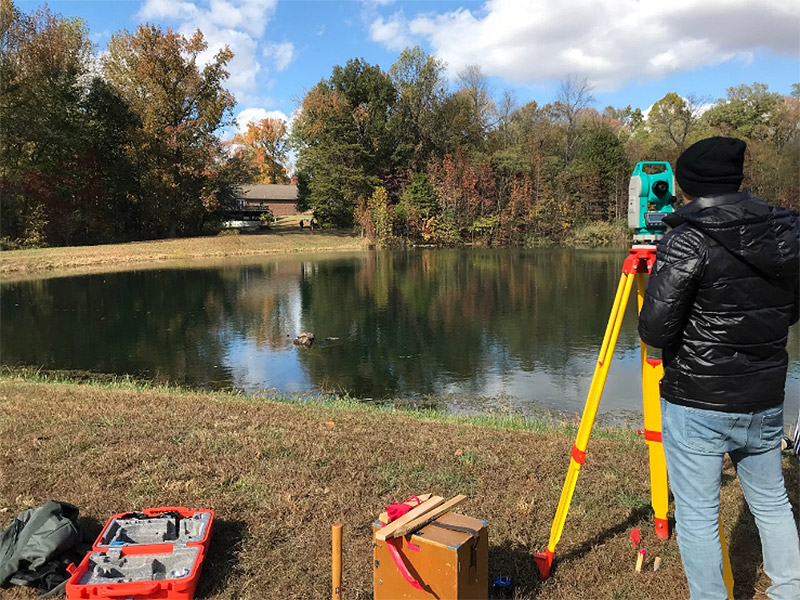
{"left": 493, "top": 575, "right": 513, "bottom": 598}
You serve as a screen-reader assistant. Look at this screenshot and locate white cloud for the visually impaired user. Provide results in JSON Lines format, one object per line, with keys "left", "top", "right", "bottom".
{"left": 190, "top": 27, "right": 262, "bottom": 92}
{"left": 235, "top": 107, "right": 289, "bottom": 134}
{"left": 264, "top": 41, "right": 296, "bottom": 72}
{"left": 90, "top": 29, "right": 112, "bottom": 44}
{"left": 368, "top": 12, "right": 412, "bottom": 51}
{"left": 373, "top": 0, "right": 799, "bottom": 90}
{"left": 137, "top": 0, "right": 288, "bottom": 98}
{"left": 139, "top": 0, "right": 198, "bottom": 21}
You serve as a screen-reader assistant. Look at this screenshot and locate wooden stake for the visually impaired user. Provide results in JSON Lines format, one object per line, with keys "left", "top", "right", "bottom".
{"left": 332, "top": 522, "right": 342, "bottom": 600}
{"left": 653, "top": 556, "right": 662, "bottom": 572}
{"left": 635, "top": 549, "right": 646, "bottom": 573}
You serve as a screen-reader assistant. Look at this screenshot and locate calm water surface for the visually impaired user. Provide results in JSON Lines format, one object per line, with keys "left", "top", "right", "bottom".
{"left": 2, "top": 248, "right": 798, "bottom": 423}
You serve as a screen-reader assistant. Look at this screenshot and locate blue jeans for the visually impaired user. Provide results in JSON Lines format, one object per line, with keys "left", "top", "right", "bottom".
{"left": 661, "top": 400, "right": 800, "bottom": 600}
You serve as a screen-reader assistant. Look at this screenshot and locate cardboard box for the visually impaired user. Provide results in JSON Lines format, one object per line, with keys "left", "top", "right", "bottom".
{"left": 373, "top": 512, "right": 488, "bottom": 599}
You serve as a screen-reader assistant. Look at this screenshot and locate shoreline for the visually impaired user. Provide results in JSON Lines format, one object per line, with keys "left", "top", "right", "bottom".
{"left": 0, "top": 368, "right": 633, "bottom": 437}
{"left": 0, "top": 229, "right": 367, "bottom": 282}
{"left": 0, "top": 224, "right": 630, "bottom": 282}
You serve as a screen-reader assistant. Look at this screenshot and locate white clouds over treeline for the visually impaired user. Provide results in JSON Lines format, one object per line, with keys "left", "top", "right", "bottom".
{"left": 368, "top": 0, "right": 800, "bottom": 89}
{"left": 137, "top": 0, "right": 294, "bottom": 102}
{"left": 234, "top": 107, "right": 289, "bottom": 134}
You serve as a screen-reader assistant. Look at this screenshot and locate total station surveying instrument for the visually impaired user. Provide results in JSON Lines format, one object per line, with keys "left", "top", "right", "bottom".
{"left": 534, "top": 162, "right": 735, "bottom": 597}
{"left": 627, "top": 161, "right": 676, "bottom": 243}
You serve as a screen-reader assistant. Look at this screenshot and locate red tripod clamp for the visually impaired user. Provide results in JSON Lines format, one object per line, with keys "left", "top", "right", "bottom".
{"left": 622, "top": 246, "right": 657, "bottom": 275}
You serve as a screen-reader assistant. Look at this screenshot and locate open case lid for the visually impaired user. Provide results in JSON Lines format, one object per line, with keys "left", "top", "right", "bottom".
{"left": 93, "top": 507, "right": 214, "bottom": 551}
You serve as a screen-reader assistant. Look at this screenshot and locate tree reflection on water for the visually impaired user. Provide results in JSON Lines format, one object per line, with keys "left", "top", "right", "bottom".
{"left": 2, "top": 248, "right": 798, "bottom": 420}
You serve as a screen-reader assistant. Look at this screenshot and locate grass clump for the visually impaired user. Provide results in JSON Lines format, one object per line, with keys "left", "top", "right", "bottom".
{"left": 568, "top": 220, "right": 630, "bottom": 247}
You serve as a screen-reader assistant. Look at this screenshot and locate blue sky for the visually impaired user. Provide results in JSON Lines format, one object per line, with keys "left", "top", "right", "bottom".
{"left": 21, "top": 0, "right": 800, "bottom": 137}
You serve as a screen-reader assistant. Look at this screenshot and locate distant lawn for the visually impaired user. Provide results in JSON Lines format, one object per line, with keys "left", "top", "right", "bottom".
{"left": 2, "top": 375, "right": 795, "bottom": 599}
{"left": 0, "top": 224, "right": 365, "bottom": 281}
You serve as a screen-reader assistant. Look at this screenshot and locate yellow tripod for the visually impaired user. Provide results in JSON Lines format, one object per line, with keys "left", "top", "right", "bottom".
{"left": 534, "top": 247, "right": 733, "bottom": 598}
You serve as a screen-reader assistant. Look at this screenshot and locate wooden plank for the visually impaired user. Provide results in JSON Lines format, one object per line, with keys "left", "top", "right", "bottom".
{"left": 375, "top": 496, "right": 444, "bottom": 541}
{"left": 378, "top": 493, "right": 432, "bottom": 524}
{"left": 389, "top": 495, "right": 467, "bottom": 538}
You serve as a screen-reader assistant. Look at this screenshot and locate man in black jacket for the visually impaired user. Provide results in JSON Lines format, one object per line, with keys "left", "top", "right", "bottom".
{"left": 639, "top": 137, "right": 800, "bottom": 600}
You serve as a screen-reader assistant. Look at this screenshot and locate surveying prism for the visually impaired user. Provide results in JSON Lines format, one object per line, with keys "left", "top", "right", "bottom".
{"left": 627, "top": 161, "right": 676, "bottom": 243}
{"left": 535, "top": 162, "right": 735, "bottom": 598}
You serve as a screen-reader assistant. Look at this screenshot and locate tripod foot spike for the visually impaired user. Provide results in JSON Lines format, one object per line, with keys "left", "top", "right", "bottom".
{"left": 534, "top": 549, "right": 554, "bottom": 579}
{"left": 654, "top": 517, "right": 669, "bottom": 540}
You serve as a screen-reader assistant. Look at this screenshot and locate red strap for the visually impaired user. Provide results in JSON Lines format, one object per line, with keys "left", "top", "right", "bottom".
{"left": 386, "top": 538, "right": 424, "bottom": 591}
{"left": 386, "top": 503, "right": 412, "bottom": 522}
{"left": 385, "top": 496, "right": 423, "bottom": 522}
{"left": 571, "top": 445, "right": 587, "bottom": 465}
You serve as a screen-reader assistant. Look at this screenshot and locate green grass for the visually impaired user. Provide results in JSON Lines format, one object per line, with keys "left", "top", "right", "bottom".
{"left": 0, "top": 366, "right": 636, "bottom": 441}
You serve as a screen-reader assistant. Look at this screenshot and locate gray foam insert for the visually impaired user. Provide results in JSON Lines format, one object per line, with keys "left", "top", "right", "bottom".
{"left": 78, "top": 546, "right": 200, "bottom": 585}
{"left": 99, "top": 512, "right": 211, "bottom": 547}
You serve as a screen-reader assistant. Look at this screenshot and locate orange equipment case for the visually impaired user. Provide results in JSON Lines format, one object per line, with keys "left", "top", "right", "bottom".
{"left": 65, "top": 506, "right": 214, "bottom": 600}
{"left": 373, "top": 511, "right": 488, "bottom": 599}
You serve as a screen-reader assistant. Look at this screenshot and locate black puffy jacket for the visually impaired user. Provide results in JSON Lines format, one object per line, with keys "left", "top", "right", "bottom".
{"left": 638, "top": 191, "right": 799, "bottom": 412}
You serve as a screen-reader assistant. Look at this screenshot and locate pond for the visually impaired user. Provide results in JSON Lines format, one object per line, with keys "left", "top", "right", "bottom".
{"left": 2, "top": 248, "right": 798, "bottom": 424}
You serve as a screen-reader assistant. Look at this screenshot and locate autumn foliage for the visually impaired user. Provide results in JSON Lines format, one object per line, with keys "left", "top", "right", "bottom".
{"left": 1, "top": 1, "right": 798, "bottom": 249}
{"left": 294, "top": 53, "right": 799, "bottom": 245}
{"left": 0, "top": 1, "right": 247, "bottom": 247}
{"left": 231, "top": 118, "right": 290, "bottom": 184}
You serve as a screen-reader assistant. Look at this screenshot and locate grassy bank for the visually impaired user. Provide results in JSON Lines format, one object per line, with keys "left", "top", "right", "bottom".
{"left": 0, "top": 219, "right": 364, "bottom": 281}
{"left": 2, "top": 376, "right": 796, "bottom": 599}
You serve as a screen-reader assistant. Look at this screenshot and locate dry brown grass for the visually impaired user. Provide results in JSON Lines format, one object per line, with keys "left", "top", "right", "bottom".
{"left": 0, "top": 227, "right": 365, "bottom": 282}
{"left": 1, "top": 378, "right": 796, "bottom": 599}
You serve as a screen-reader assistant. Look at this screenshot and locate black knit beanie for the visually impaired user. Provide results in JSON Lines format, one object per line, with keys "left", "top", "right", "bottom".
{"left": 675, "top": 136, "right": 746, "bottom": 197}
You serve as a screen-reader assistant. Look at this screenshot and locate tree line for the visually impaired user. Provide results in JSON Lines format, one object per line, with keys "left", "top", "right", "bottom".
{"left": 1, "top": 1, "right": 251, "bottom": 248}
{"left": 294, "top": 50, "right": 799, "bottom": 246}
{"left": 2, "top": 1, "right": 798, "bottom": 249}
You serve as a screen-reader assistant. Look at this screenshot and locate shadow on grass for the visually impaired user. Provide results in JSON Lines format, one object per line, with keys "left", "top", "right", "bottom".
{"left": 272, "top": 229, "right": 357, "bottom": 238}
{"left": 237, "top": 225, "right": 358, "bottom": 239}
{"left": 78, "top": 515, "right": 104, "bottom": 546}
{"left": 552, "top": 505, "right": 653, "bottom": 575}
{"left": 729, "top": 455, "right": 800, "bottom": 600}
{"left": 194, "top": 519, "right": 248, "bottom": 598}
{"left": 488, "top": 541, "right": 543, "bottom": 599}
{"left": 730, "top": 499, "right": 760, "bottom": 600}
{"left": 488, "top": 505, "right": 652, "bottom": 598}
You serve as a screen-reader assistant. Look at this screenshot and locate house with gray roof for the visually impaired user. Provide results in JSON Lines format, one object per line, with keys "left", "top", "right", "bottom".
{"left": 233, "top": 184, "right": 299, "bottom": 218}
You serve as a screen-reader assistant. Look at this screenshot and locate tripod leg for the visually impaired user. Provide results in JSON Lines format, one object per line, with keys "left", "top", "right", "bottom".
{"left": 719, "top": 514, "right": 734, "bottom": 599}
{"left": 535, "top": 272, "right": 636, "bottom": 579}
{"left": 636, "top": 271, "right": 670, "bottom": 540}
{"left": 642, "top": 359, "right": 669, "bottom": 539}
